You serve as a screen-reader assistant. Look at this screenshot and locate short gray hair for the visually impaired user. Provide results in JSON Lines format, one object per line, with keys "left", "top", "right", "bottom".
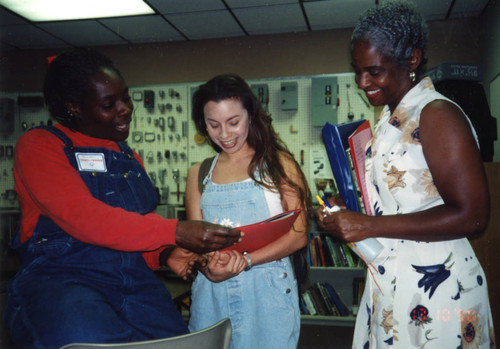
{"left": 351, "top": 0, "right": 428, "bottom": 74}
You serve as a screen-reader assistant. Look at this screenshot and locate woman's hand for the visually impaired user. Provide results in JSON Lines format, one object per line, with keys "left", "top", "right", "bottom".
{"left": 316, "top": 209, "right": 369, "bottom": 243}
{"left": 315, "top": 195, "right": 346, "bottom": 218}
{"left": 175, "top": 220, "right": 243, "bottom": 254}
{"left": 166, "top": 247, "right": 207, "bottom": 280}
{"left": 202, "top": 250, "right": 247, "bottom": 283}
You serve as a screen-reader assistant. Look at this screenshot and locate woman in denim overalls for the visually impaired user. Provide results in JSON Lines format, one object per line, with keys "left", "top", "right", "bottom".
{"left": 185, "top": 74, "right": 312, "bottom": 349}
{"left": 3, "top": 49, "right": 241, "bottom": 349}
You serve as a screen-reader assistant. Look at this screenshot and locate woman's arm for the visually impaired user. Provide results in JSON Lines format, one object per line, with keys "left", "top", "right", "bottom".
{"left": 317, "top": 100, "right": 490, "bottom": 242}
{"left": 14, "top": 129, "right": 178, "bottom": 250}
{"left": 185, "top": 163, "right": 203, "bottom": 220}
{"left": 244, "top": 153, "right": 309, "bottom": 266}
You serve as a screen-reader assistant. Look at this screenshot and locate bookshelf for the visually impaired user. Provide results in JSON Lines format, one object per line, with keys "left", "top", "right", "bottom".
{"left": 301, "top": 266, "right": 366, "bottom": 326}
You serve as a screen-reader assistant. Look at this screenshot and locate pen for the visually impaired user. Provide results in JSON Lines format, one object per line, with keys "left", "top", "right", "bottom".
{"left": 322, "top": 195, "right": 332, "bottom": 209}
{"left": 316, "top": 195, "right": 332, "bottom": 217}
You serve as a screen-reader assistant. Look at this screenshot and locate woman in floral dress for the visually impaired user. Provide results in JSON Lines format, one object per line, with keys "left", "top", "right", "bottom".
{"left": 317, "top": 1, "right": 495, "bottom": 348}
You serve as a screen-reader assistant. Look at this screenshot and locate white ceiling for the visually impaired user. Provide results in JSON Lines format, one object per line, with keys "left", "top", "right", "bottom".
{"left": 0, "top": 0, "right": 491, "bottom": 52}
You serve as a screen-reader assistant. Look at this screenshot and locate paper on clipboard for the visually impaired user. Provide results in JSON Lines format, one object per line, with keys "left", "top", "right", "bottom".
{"left": 222, "top": 209, "right": 301, "bottom": 253}
{"left": 347, "top": 120, "right": 373, "bottom": 216}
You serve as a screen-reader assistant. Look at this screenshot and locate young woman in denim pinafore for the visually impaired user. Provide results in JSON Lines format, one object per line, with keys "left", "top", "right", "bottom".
{"left": 188, "top": 154, "right": 300, "bottom": 349}
{"left": 185, "top": 74, "right": 312, "bottom": 349}
{"left": 4, "top": 126, "right": 188, "bottom": 348}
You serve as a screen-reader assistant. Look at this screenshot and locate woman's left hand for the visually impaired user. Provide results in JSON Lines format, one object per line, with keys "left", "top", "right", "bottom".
{"left": 166, "top": 247, "right": 207, "bottom": 280}
{"left": 202, "top": 250, "right": 247, "bottom": 283}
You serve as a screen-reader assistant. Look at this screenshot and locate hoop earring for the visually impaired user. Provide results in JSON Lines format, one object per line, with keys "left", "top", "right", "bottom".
{"left": 409, "top": 71, "right": 416, "bottom": 82}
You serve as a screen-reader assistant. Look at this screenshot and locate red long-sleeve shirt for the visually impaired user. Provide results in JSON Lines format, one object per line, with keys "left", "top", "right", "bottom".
{"left": 14, "top": 124, "right": 176, "bottom": 269}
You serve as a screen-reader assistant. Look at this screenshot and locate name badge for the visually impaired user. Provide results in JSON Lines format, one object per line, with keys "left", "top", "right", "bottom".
{"left": 75, "top": 153, "right": 107, "bottom": 172}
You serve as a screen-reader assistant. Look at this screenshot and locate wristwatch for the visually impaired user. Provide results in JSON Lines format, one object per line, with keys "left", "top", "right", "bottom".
{"left": 243, "top": 251, "right": 252, "bottom": 271}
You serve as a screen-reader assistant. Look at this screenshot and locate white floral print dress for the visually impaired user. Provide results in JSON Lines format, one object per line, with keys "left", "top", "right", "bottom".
{"left": 352, "top": 77, "right": 495, "bottom": 349}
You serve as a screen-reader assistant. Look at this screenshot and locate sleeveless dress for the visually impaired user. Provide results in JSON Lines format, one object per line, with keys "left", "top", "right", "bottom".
{"left": 352, "top": 78, "right": 495, "bottom": 348}
{"left": 188, "top": 154, "right": 300, "bottom": 349}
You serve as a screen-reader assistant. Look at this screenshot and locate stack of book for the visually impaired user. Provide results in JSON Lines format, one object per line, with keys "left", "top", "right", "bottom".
{"left": 322, "top": 120, "right": 387, "bottom": 269}
{"left": 300, "top": 282, "right": 350, "bottom": 316}
{"left": 322, "top": 119, "right": 372, "bottom": 215}
{"left": 307, "top": 233, "right": 361, "bottom": 268}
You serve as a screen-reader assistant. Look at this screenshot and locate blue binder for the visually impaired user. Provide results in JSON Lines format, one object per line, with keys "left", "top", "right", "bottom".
{"left": 322, "top": 120, "right": 365, "bottom": 212}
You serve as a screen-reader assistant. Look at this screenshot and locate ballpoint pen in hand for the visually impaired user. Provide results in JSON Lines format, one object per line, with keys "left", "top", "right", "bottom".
{"left": 316, "top": 195, "right": 340, "bottom": 215}
{"left": 317, "top": 194, "right": 383, "bottom": 294}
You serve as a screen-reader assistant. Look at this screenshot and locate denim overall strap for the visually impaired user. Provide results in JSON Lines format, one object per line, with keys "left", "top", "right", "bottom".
{"left": 43, "top": 126, "right": 158, "bottom": 213}
{"left": 9, "top": 126, "right": 74, "bottom": 251}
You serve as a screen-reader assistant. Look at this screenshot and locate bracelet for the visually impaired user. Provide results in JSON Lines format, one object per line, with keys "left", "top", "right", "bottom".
{"left": 243, "top": 251, "right": 252, "bottom": 271}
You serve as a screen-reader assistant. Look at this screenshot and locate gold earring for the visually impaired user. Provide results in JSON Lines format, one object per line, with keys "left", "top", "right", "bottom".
{"left": 409, "top": 71, "right": 416, "bottom": 82}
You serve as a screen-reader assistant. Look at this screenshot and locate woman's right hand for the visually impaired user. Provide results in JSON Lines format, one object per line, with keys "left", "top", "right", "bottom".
{"left": 201, "top": 250, "right": 247, "bottom": 283}
{"left": 316, "top": 209, "right": 369, "bottom": 243}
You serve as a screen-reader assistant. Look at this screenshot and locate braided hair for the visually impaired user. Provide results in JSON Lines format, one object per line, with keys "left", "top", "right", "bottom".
{"left": 44, "top": 48, "right": 123, "bottom": 127}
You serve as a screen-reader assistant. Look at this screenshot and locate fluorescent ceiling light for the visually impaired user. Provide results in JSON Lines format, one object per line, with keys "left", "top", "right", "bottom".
{"left": 0, "top": 0, "right": 155, "bottom": 22}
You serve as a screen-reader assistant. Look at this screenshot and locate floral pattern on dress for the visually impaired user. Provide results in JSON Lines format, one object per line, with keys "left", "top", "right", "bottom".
{"left": 401, "top": 121, "right": 420, "bottom": 145}
{"left": 409, "top": 305, "right": 432, "bottom": 327}
{"left": 459, "top": 308, "right": 482, "bottom": 349}
{"left": 385, "top": 165, "right": 407, "bottom": 190}
{"left": 412, "top": 253, "right": 454, "bottom": 299}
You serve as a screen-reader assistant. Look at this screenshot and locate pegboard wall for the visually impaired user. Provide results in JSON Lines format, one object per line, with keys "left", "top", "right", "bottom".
{"left": 0, "top": 73, "right": 375, "bottom": 209}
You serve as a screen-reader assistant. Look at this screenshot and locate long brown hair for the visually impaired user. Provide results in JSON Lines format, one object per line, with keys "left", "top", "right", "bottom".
{"left": 192, "top": 73, "right": 313, "bottom": 228}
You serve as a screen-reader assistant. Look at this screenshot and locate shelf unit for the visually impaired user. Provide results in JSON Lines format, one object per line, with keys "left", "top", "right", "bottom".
{"left": 301, "top": 266, "right": 366, "bottom": 326}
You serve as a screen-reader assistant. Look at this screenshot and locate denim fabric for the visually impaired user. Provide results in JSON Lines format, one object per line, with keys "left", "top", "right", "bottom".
{"left": 188, "top": 154, "right": 300, "bottom": 349}
{"left": 4, "top": 127, "right": 188, "bottom": 349}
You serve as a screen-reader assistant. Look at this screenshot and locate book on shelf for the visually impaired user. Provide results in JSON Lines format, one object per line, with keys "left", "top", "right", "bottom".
{"left": 324, "top": 282, "right": 349, "bottom": 316}
{"left": 335, "top": 238, "right": 350, "bottom": 267}
{"left": 299, "top": 295, "right": 310, "bottom": 315}
{"left": 307, "top": 233, "right": 360, "bottom": 267}
{"left": 308, "top": 287, "right": 330, "bottom": 316}
{"left": 340, "top": 242, "right": 356, "bottom": 267}
{"left": 320, "top": 234, "right": 335, "bottom": 267}
{"left": 300, "top": 282, "right": 350, "bottom": 317}
{"left": 302, "top": 290, "right": 318, "bottom": 316}
{"left": 315, "top": 234, "right": 327, "bottom": 267}
{"left": 324, "top": 235, "right": 343, "bottom": 267}
{"left": 352, "top": 277, "right": 366, "bottom": 306}
{"left": 316, "top": 282, "right": 340, "bottom": 316}
{"left": 308, "top": 235, "right": 319, "bottom": 267}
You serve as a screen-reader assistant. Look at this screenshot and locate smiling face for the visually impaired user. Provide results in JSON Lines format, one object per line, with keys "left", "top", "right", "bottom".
{"left": 351, "top": 39, "right": 416, "bottom": 113}
{"left": 71, "top": 67, "right": 133, "bottom": 142}
{"left": 204, "top": 98, "right": 251, "bottom": 155}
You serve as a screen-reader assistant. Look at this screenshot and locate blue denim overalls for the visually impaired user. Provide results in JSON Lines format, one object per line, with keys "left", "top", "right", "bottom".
{"left": 188, "top": 154, "right": 300, "bottom": 349}
{"left": 4, "top": 126, "right": 188, "bottom": 349}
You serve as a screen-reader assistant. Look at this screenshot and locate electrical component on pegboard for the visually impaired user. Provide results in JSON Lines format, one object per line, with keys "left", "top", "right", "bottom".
{"left": 194, "top": 132, "right": 206, "bottom": 145}
{"left": 144, "top": 90, "right": 155, "bottom": 109}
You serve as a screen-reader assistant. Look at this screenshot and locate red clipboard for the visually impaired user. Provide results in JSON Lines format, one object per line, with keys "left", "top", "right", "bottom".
{"left": 222, "top": 209, "right": 302, "bottom": 253}
{"left": 347, "top": 120, "right": 373, "bottom": 216}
